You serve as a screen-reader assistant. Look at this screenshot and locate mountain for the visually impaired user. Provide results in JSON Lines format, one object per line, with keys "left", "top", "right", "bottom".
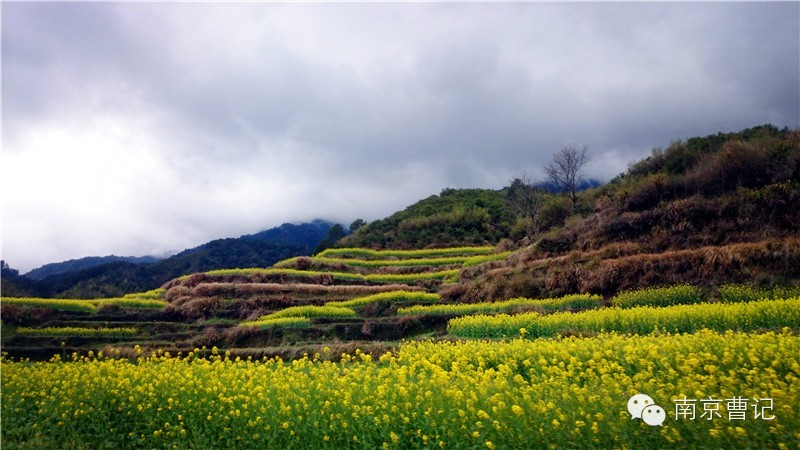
{"left": 25, "top": 255, "right": 161, "bottom": 281}
{"left": 13, "top": 220, "right": 333, "bottom": 298}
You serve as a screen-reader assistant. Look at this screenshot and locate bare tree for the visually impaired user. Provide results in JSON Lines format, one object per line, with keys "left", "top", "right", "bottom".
{"left": 544, "top": 145, "right": 591, "bottom": 206}
{"left": 506, "top": 172, "right": 545, "bottom": 236}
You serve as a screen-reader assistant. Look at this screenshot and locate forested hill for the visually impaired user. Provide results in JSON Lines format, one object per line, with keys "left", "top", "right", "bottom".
{"left": 3, "top": 220, "right": 333, "bottom": 299}
{"left": 339, "top": 188, "right": 517, "bottom": 249}
{"left": 25, "top": 255, "right": 161, "bottom": 281}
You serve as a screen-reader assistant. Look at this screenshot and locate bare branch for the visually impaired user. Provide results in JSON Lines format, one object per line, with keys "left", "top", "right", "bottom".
{"left": 506, "top": 172, "right": 545, "bottom": 237}
{"left": 544, "top": 145, "right": 590, "bottom": 206}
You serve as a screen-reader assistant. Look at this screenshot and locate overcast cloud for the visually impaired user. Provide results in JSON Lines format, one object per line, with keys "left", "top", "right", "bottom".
{"left": 2, "top": 2, "right": 798, "bottom": 273}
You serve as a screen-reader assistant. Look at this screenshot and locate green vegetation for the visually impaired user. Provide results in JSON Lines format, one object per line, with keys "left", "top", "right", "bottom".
{"left": 1, "top": 298, "right": 97, "bottom": 313}
{"left": 398, "top": 294, "right": 601, "bottom": 316}
{"left": 312, "top": 251, "right": 511, "bottom": 269}
{"left": 326, "top": 291, "right": 440, "bottom": 308}
{"left": 15, "top": 327, "right": 139, "bottom": 337}
{"left": 717, "top": 284, "right": 800, "bottom": 303}
{"left": 338, "top": 188, "right": 516, "bottom": 249}
{"left": 192, "top": 267, "right": 460, "bottom": 285}
{"left": 448, "top": 297, "right": 800, "bottom": 338}
{"left": 365, "top": 270, "right": 460, "bottom": 284}
{"left": 238, "top": 317, "right": 311, "bottom": 329}
{"left": 257, "top": 305, "right": 357, "bottom": 320}
{"left": 197, "top": 267, "right": 366, "bottom": 283}
{"left": 2, "top": 296, "right": 167, "bottom": 312}
{"left": 316, "top": 255, "right": 467, "bottom": 268}
{"left": 316, "top": 246, "right": 496, "bottom": 259}
{"left": 610, "top": 284, "right": 702, "bottom": 308}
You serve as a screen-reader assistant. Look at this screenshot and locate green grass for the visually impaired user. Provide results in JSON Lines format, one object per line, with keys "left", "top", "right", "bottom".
{"left": 398, "top": 294, "right": 601, "bottom": 316}
{"left": 314, "top": 252, "right": 511, "bottom": 269}
{"left": 365, "top": 270, "right": 460, "bottom": 284}
{"left": 258, "top": 305, "right": 357, "bottom": 320}
{"left": 1, "top": 298, "right": 97, "bottom": 312}
{"left": 717, "top": 284, "right": 800, "bottom": 303}
{"left": 198, "top": 268, "right": 365, "bottom": 282}
{"left": 91, "top": 298, "right": 167, "bottom": 309}
{"left": 326, "top": 291, "right": 440, "bottom": 308}
{"left": 610, "top": 284, "right": 702, "bottom": 308}
{"left": 2, "top": 296, "right": 167, "bottom": 313}
{"left": 15, "top": 326, "right": 139, "bottom": 337}
{"left": 314, "top": 256, "right": 467, "bottom": 268}
{"left": 316, "top": 246, "right": 496, "bottom": 260}
{"left": 239, "top": 317, "right": 312, "bottom": 329}
{"left": 192, "top": 267, "right": 460, "bottom": 284}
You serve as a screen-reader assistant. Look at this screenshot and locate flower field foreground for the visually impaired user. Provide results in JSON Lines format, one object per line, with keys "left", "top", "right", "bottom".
{"left": 3, "top": 330, "right": 798, "bottom": 449}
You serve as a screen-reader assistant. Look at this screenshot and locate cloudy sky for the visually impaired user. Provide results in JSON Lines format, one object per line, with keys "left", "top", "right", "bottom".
{"left": 2, "top": 2, "right": 798, "bottom": 273}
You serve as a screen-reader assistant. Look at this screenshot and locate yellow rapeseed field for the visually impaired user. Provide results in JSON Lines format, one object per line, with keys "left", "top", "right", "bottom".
{"left": 2, "top": 329, "right": 798, "bottom": 449}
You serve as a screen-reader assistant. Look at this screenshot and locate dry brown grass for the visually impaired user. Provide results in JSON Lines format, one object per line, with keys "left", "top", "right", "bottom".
{"left": 454, "top": 238, "right": 800, "bottom": 301}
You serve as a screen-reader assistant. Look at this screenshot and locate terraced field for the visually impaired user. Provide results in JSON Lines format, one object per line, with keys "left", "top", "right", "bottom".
{"left": 1, "top": 246, "right": 503, "bottom": 360}
{"left": 2, "top": 248, "right": 799, "bottom": 448}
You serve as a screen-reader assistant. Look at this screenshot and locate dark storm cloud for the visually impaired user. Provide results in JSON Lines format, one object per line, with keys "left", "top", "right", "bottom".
{"left": 2, "top": 2, "right": 798, "bottom": 272}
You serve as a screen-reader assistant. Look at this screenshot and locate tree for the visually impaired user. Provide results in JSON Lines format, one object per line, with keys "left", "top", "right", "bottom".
{"left": 544, "top": 145, "right": 591, "bottom": 206}
{"left": 505, "top": 174, "right": 545, "bottom": 236}
{"left": 349, "top": 219, "right": 366, "bottom": 233}
{"left": 313, "top": 224, "right": 347, "bottom": 255}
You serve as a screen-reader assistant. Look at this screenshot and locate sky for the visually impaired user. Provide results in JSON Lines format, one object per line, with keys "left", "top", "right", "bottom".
{"left": 2, "top": 2, "right": 799, "bottom": 273}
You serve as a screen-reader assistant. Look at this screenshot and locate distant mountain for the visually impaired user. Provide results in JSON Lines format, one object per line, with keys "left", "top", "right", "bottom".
{"left": 14, "top": 220, "right": 333, "bottom": 298}
{"left": 246, "top": 219, "right": 332, "bottom": 247}
{"left": 25, "top": 255, "right": 161, "bottom": 281}
{"left": 175, "top": 219, "right": 333, "bottom": 259}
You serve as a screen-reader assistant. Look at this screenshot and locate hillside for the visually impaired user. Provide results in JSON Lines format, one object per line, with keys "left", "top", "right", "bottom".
{"left": 338, "top": 188, "right": 517, "bottom": 249}
{"left": 451, "top": 124, "right": 800, "bottom": 301}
